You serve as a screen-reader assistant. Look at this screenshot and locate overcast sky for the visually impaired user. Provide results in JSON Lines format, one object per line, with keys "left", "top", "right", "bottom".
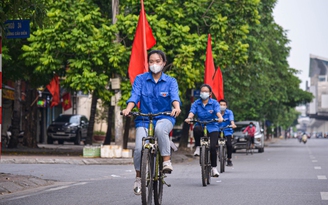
{"left": 273, "top": 0, "right": 328, "bottom": 90}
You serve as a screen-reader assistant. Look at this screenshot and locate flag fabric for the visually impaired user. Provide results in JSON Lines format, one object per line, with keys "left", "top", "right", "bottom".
{"left": 204, "top": 34, "right": 215, "bottom": 90}
{"left": 46, "top": 75, "right": 60, "bottom": 107}
{"left": 204, "top": 34, "right": 224, "bottom": 100}
{"left": 212, "top": 66, "right": 224, "bottom": 101}
{"left": 62, "top": 92, "right": 72, "bottom": 111}
{"left": 128, "top": 0, "right": 156, "bottom": 85}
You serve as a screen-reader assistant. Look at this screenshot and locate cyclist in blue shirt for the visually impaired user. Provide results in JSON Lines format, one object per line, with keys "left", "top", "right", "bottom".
{"left": 218, "top": 99, "right": 237, "bottom": 166}
{"left": 185, "top": 84, "right": 223, "bottom": 177}
{"left": 122, "top": 50, "right": 181, "bottom": 195}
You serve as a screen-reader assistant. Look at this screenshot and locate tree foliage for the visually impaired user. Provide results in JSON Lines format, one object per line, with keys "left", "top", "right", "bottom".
{"left": 222, "top": 0, "right": 313, "bottom": 128}
{"left": 1, "top": 0, "right": 314, "bottom": 148}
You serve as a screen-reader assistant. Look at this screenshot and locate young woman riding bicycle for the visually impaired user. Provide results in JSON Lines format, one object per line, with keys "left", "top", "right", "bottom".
{"left": 121, "top": 50, "right": 181, "bottom": 196}
{"left": 185, "top": 84, "right": 223, "bottom": 177}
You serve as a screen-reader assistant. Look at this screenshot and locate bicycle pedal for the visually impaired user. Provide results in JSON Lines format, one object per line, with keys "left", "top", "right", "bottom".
{"left": 162, "top": 170, "right": 172, "bottom": 174}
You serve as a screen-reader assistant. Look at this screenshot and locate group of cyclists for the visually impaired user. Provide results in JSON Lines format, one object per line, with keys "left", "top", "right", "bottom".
{"left": 121, "top": 50, "right": 255, "bottom": 196}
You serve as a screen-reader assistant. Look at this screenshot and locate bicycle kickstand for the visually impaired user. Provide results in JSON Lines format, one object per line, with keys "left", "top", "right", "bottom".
{"left": 163, "top": 180, "right": 171, "bottom": 187}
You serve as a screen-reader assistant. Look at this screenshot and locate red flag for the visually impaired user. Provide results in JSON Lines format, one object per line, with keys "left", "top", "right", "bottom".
{"left": 128, "top": 0, "right": 156, "bottom": 85}
{"left": 204, "top": 34, "right": 215, "bottom": 89}
{"left": 212, "top": 66, "right": 224, "bottom": 101}
{"left": 46, "top": 75, "right": 60, "bottom": 107}
{"left": 62, "top": 92, "right": 72, "bottom": 111}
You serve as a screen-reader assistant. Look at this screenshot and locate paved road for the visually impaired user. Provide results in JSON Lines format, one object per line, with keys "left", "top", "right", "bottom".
{"left": 1, "top": 138, "right": 328, "bottom": 204}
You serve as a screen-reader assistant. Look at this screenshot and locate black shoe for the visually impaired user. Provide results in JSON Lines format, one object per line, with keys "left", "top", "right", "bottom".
{"left": 227, "top": 160, "right": 233, "bottom": 166}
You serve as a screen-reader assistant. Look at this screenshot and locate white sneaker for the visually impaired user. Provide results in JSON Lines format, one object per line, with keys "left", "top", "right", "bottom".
{"left": 163, "top": 160, "right": 173, "bottom": 173}
{"left": 194, "top": 146, "right": 200, "bottom": 156}
{"left": 211, "top": 167, "right": 220, "bottom": 177}
{"left": 133, "top": 177, "right": 141, "bottom": 195}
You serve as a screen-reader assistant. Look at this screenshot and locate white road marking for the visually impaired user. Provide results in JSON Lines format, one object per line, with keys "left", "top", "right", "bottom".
{"left": 317, "top": 175, "right": 327, "bottom": 180}
{"left": 321, "top": 192, "right": 328, "bottom": 200}
{"left": 312, "top": 160, "right": 318, "bottom": 162}
{"left": 45, "top": 185, "right": 71, "bottom": 191}
{"left": 314, "top": 166, "right": 322, "bottom": 170}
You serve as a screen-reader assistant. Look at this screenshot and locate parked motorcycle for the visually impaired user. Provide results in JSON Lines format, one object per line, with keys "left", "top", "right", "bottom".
{"left": 1, "top": 126, "right": 24, "bottom": 148}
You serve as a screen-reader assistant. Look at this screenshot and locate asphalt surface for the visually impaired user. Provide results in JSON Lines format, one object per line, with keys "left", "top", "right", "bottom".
{"left": 0, "top": 139, "right": 278, "bottom": 196}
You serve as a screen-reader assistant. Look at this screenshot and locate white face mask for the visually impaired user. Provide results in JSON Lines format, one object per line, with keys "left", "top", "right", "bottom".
{"left": 200, "top": 92, "right": 210, "bottom": 100}
{"left": 149, "top": 64, "right": 163, "bottom": 74}
{"left": 220, "top": 106, "right": 227, "bottom": 111}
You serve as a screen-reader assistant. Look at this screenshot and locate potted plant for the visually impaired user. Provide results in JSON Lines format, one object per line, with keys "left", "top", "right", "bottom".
{"left": 93, "top": 130, "right": 106, "bottom": 142}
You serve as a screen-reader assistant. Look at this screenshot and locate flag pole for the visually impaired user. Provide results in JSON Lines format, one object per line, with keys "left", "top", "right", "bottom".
{"left": 0, "top": 32, "right": 3, "bottom": 158}
{"left": 141, "top": 0, "right": 148, "bottom": 72}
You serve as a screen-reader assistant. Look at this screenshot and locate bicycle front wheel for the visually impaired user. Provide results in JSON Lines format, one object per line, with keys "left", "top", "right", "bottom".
{"left": 200, "top": 146, "right": 208, "bottom": 186}
{"left": 141, "top": 149, "right": 154, "bottom": 205}
{"left": 154, "top": 152, "right": 163, "bottom": 205}
{"left": 206, "top": 147, "right": 211, "bottom": 185}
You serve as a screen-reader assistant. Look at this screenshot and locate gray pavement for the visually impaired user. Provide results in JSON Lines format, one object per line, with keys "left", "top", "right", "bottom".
{"left": 0, "top": 138, "right": 279, "bottom": 196}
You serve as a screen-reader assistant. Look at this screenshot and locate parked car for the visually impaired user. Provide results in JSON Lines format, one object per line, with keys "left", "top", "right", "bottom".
{"left": 232, "top": 121, "right": 265, "bottom": 153}
{"left": 47, "top": 114, "right": 89, "bottom": 145}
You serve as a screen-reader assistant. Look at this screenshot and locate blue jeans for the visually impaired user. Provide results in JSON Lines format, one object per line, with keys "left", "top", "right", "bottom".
{"left": 134, "top": 119, "right": 173, "bottom": 171}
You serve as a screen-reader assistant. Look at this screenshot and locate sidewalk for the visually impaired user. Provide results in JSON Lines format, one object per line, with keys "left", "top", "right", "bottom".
{"left": 0, "top": 142, "right": 191, "bottom": 165}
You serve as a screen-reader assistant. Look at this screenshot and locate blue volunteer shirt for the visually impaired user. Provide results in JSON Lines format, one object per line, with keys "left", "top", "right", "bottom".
{"left": 190, "top": 98, "right": 220, "bottom": 133}
{"left": 127, "top": 72, "right": 181, "bottom": 128}
{"left": 218, "top": 109, "right": 234, "bottom": 136}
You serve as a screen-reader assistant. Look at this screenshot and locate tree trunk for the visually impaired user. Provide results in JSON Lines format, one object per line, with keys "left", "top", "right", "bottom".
{"left": 86, "top": 93, "right": 98, "bottom": 145}
{"left": 123, "top": 116, "right": 130, "bottom": 149}
{"left": 8, "top": 80, "right": 22, "bottom": 148}
{"left": 179, "top": 89, "right": 192, "bottom": 149}
{"left": 23, "top": 82, "right": 38, "bottom": 148}
{"left": 103, "top": 105, "right": 114, "bottom": 145}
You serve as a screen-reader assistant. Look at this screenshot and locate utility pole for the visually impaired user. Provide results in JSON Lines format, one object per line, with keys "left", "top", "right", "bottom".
{"left": 112, "top": 0, "right": 123, "bottom": 148}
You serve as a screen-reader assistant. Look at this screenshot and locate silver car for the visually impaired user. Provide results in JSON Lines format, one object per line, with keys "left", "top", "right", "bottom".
{"left": 232, "top": 121, "right": 265, "bottom": 153}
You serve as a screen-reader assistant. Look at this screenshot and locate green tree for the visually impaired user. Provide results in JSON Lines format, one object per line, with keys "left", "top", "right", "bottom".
{"left": 1, "top": 0, "right": 48, "bottom": 148}
{"left": 223, "top": 0, "right": 313, "bottom": 130}
{"left": 22, "top": 0, "right": 128, "bottom": 145}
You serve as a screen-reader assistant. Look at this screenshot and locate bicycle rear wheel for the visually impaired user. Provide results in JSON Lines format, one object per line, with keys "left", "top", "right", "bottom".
{"left": 200, "top": 146, "right": 207, "bottom": 186}
{"left": 141, "top": 149, "right": 154, "bottom": 205}
{"left": 154, "top": 152, "right": 163, "bottom": 205}
{"left": 219, "top": 145, "right": 225, "bottom": 173}
{"left": 206, "top": 147, "right": 211, "bottom": 184}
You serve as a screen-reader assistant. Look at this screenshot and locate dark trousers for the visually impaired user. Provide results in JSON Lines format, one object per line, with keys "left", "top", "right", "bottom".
{"left": 225, "top": 135, "right": 233, "bottom": 159}
{"left": 193, "top": 126, "right": 219, "bottom": 167}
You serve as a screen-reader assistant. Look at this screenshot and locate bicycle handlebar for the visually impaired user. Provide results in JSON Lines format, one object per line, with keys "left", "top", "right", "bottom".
{"left": 219, "top": 125, "right": 234, "bottom": 131}
{"left": 188, "top": 118, "right": 222, "bottom": 125}
{"left": 120, "top": 111, "right": 172, "bottom": 117}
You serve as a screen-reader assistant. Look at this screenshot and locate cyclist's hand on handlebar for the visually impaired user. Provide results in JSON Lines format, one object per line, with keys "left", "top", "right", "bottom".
{"left": 171, "top": 108, "right": 181, "bottom": 117}
{"left": 184, "top": 118, "right": 192, "bottom": 124}
{"left": 121, "top": 109, "right": 131, "bottom": 116}
{"left": 218, "top": 117, "right": 224, "bottom": 123}
{"left": 231, "top": 124, "right": 237, "bottom": 129}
